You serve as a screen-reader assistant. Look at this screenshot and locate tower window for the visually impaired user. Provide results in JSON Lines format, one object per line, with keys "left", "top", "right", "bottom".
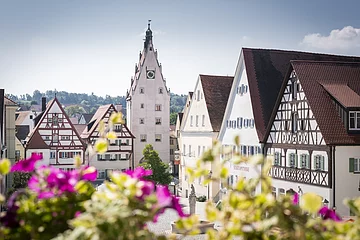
{"left": 155, "top": 118, "right": 161, "bottom": 125}
{"left": 155, "top": 104, "right": 162, "bottom": 111}
{"left": 159, "top": 88, "right": 163, "bottom": 94}
{"left": 140, "top": 87, "right": 145, "bottom": 94}
{"left": 140, "top": 134, "right": 147, "bottom": 142}
{"left": 155, "top": 134, "right": 161, "bottom": 142}
{"left": 140, "top": 118, "right": 144, "bottom": 124}
{"left": 140, "top": 103, "right": 144, "bottom": 108}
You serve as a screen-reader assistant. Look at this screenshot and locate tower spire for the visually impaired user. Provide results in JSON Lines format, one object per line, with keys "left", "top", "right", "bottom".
{"left": 144, "top": 20, "right": 153, "bottom": 49}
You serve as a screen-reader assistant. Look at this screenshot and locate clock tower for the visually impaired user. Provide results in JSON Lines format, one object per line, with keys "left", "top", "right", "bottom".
{"left": 126, "top": 21, "right": 170, "bottom": 167}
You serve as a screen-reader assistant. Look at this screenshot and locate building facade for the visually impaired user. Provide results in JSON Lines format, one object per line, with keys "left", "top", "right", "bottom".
{"left": 81, "top": 104, "right": 134, "bottom": 182}
{"left": 180, "top": 75, "right": 233, "bottom": 199}
{"left": 126, "top": 22, "right": 170, "bottom": 166}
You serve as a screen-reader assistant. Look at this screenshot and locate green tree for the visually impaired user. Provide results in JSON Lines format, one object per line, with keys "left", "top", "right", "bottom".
{"left": 7, "top": 172, "right": 31, "bottom": 198}
{"left": 170, "top": 112, "right": 177, "bottom": 125}
{"left": 65, "top": 105, "right": 86, "bottom": 117}
{"left": 139, "top": 144, "right": 173, "bottom": 185}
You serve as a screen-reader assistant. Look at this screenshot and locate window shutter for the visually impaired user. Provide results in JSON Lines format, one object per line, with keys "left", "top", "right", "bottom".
{"left": 279, "top": 153, "right": 282, "bottom": 166}
{"left": 295, "top": 154, "right": 298, "bottom": 168}
{"left": 306, "top": 154, "right": 310, "bottom": 168}
{"left": 349, "top": 158, "right": 355, "bottom": 172}
{"left": 321, "top": 156, "right": 325, "bottom": 171}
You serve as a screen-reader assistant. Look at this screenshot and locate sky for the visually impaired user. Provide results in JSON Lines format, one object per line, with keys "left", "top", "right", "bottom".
{"left": 1, "top": 0, "right": 360, "bottom": 97}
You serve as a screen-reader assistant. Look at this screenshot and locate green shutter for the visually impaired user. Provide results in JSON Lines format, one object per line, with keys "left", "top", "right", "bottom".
{"left": 349, "top": 158, "right": 355, "bottom": 172}
{"left": 306, "top": 154, "right": 310, "bottom": 169}
{"left": 280, "top": 153, "right": 282, "bottom": 166}
{"left": 295, "top": 154, "right": 298, "bottom": 168}
{"left": 321, "top": 156, "right": 325, "bottom": 171}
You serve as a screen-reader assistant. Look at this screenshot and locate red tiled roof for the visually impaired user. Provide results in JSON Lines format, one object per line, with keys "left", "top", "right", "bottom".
{"left": 200, "top": 74, "right": 234, "bottom": 132}
{"left": 321, "top": 84, "right": 360, "bottom": 108}
{"left": 291, "top": 61, "right": 360, "bottom": 145}
{"left": 243, "top": 48, "right": 360, "bottom": 142}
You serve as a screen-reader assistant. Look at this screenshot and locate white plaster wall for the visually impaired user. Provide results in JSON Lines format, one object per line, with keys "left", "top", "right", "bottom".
{"left": 128, "top": 49, "right": 170, "bottom": 166}
{"left": 334, "top": 146, "right": 360, "bottom": 217}
{"left": 217, "top": 53, "right": 261, "bottom": 192}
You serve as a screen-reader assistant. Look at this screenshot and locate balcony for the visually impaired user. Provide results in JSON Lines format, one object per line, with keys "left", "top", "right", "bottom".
{"left": 268, "top": 165, "right": 330, "bottom": 188}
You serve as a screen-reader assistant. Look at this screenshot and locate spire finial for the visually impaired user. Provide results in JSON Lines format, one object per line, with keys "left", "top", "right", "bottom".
{"left": 148, "top": 19, "right": 151, "bottom": 30}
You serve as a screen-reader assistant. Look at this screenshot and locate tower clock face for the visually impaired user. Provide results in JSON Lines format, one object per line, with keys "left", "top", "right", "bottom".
{"left": 146, "top": 70, "right": 155, "bottom": 79}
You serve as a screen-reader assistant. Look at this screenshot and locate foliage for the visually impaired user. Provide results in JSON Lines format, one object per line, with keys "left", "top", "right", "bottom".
{"left": 140, "top": 144, "right": 173, "bottom": 185}
{"left": 170, "top": 112, "right": 177, "bottom": 125}
{"left": 196, "top": 195, "right": 207, "bottom": 202}
{"left": 65, "top": 105, "right": 86, "bottom": 117}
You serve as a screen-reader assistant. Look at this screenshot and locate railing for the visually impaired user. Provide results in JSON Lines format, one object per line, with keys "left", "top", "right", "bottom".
{"left": 269, "top": 165, "right": 329, "bottom": 187}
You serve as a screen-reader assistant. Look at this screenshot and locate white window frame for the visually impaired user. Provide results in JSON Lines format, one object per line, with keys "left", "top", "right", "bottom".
{"left": 140, "top": 134, "right": 147, "bottom": 142}
{"left": 300, "top": 154, "right": 309, "bottom": 169}
{"left": 155, "top": 104, "right": 162, "bottom": 111}
{"left": 202, "top": 115, "right": 205, "bottom": 126}
{"left": 155, "top": 117, "right": 161, "bottom": 125}
{"left": 354, "top": 158, "right": 360, "bottom": 172}
{"left": 155, "top": 134, "right": 161, "bottom": 142}
{"left": 274, "top": 152, "right": 281, "bottom": 166}
{"left": 196, "top": 115, "right": 199, "bottom": 127}
{"left": 314, "top": 155, "right": 325, "bottom": 171}
{"left": 349, "top": 111, "right": 360, "bottom": 130}
{"left": 289, "top": 153, "right": 296, "bottom": 168}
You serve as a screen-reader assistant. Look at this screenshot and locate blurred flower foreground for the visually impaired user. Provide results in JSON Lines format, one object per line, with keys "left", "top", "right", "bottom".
{"left": 0, "top": 113, "right": 359, "bottom": 239}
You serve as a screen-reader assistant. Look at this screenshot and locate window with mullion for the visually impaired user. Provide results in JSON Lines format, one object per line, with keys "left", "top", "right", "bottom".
{"left": 349, "top": 111, "right": 360, "bottom": 130}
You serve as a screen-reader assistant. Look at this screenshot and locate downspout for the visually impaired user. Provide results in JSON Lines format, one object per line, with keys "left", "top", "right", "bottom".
{"left": 332, "top": 146, "right": 336, "bottom": 209}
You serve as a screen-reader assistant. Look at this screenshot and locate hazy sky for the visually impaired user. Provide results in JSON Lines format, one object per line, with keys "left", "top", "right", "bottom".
{"left": 1, "top": 0, "right": 360, "bottom": 97}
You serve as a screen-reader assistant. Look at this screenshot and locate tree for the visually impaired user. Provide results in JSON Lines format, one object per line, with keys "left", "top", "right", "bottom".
{"left": 6, "top": 172, "right": 31, "bottom": 198}
{"left": 139, "top": 144, "right": 173, "bottom": 185}
{"left": 65, "top": 105, "right": 86, "bottom": 117}
{"left": 170, "top": 112, "right": 177, "bottom": 125}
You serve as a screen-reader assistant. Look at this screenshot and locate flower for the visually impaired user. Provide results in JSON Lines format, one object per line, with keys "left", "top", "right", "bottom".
{"left": 11, "top": 152, "right": 42, "bottom": 172}
{"left": 300, "top": 193, "right": 322, "bottom": 214}
{"left": 0, "top": 189, "right": 26, "bottom": 227}
{"left": 292, "top": 193, "right": 299, "bottom": 205}
{"left": 318, "top": 206, "right": 341, "bottom": 221}
{"left": 125, "top": 167, "right": 152, "bottom": 179}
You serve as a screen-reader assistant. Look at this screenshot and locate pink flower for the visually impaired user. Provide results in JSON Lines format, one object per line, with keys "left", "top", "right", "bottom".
{"left": 292, "top": 193, "right": 299, "bottom": 205}
{"left": 11, "top": 152, "right": 42, "bottom": 172}
{"left": 319, "top": 206, "right": 341, "bottom": 221}
{"left": 125, "top": 167, "right": 152, "bottom": 179}
{"left": 80, "top": 166, "right": 97, "bottom": 181}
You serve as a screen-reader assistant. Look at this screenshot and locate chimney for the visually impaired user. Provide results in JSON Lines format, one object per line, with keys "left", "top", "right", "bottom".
{"left": 42, "top": 97, "right": 46, "bottom": 112}
{"left": 115, "top": 104, "right": 122, "bottom": 112}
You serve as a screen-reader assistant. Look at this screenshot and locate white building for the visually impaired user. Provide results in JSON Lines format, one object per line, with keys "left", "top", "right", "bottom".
{"left": 180, "top": 74, "right": 233, "bottom": 199}
{"left": 25, "top": 97, "right": 85, "bottom": 169}
{"left": 218, "top": 48, "right": 360, "bottom": 197}
{"left": 265, "top": 61, "right": 360, "bottom": 217}
{"left": 81, "top": 104, "right": 134, "bottom": 182}
{"left": 126, "top": 21, "right": 170, "bottom": 166}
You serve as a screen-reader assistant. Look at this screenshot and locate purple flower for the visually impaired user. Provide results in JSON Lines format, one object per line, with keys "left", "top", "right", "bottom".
{"left": 125, "top": 167, "right": 152, "bottom": 179}
{"left": 80, "top": 166, "right": 97, "bottom": 181}
{"left": 318, "top": 206, "right": 341, "bottom": 221}
{"left": 0, "top": 189, "right": 26, "bottom": 227}
{"left": 292, "top": 193, "right": 299, "bottom": 205}
{"left": 11, "top": 152, "right": 42, "bottom": 172}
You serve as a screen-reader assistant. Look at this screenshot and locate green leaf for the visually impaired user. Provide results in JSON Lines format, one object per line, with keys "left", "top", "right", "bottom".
{"left": 0, "top": 158, "right": 11, "bottom": 175}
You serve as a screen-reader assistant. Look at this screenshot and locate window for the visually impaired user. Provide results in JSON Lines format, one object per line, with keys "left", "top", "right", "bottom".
{"left": 250, "top": 119, "right": 255, "bottom": 128}
{"left": 242, "top": 145, "right": 247, "bottom": 156}
{"left": 274, "top": 152, "right": 281, "bottom": 166}
{"left": 50, "top": 151, "right": 56, "bottom": 159}
{"left": 244, "top": 119, "right": 248, "bottom": 128}
{"left": 155, "top": 118, "right": 161, "bottom": 125}
{"left": 249, "top": 146, "right": 254, "bottom": 155}
{"left": 53, "top": 115, "right": 58, "bottom": 126}
{"left": 292, "top": 80, "right": 297, "bottom": 100}
{"left": 53, "top": 134, "right": 59, "bottom": 143}
{"left": 237, "top": 117, "right": 243, "bottom": 128}
{"left": 97, "top": 170, "right": 106, "bottom": 179}
{"left": 197, "top": 90, "right": 200, "bottom": 101}
{"left": 289, "top": 153, "right": 297, "bottom": 168}
{"left": 183, "top": 144, "right": 186, "bottom": 156}
{"left": 279, "top": 188, "right": 285, "bottom": 199}
{"left": 315, "top": 155, "right": 325, "bottom": 171}
{"left": 196, "top": 115, "right": 199, "bottom": 127}
{"left": 159, "top": 88, "right": 163, "bottom": 94}
{"left": 114, "top": 124, "right": 122, "bottom": 132}
{"left": 155, "top": 134, "right": 161, "bottom": 142}
{"left": 272, "top": 187, "right": 277, "bottom": 198}
{"left": 189, "top": 145, "right": 192, "bottom": 157}
{"left": 202, "top": 115, "right": 205, "bottom": 126}
{"left": 140, "top": 118, "right": 144, "bottom": 124}
{"left": 284, "top": 120, "right": 289, "bottom": 131}
{"left": 140, "top": 134, "right": 147, "bottom": 142}
{"left": 300, "top": 154, "right": 309, "bottom": 169}
{"left": 300, "top": 119, "right": 306, "bottom": 131}
{"left": 140, "top": 87, "right": 144, "bottom": 94}
{"left": 140, "top": 103, "right": 144, "bottom": 109}
{"left": 170, "top": 149, "right": 174, "bottom": 155}
{"left": 198, "top": 146, "right": 201, "bottom": 157}
{"left": 349, "top": 111, "right": 360, "bottom": 130}
{"left": 155, "top": 104, "right": 162, "bottom": 111}
{"left": 30, "top": 115, "right": 33, "bottom": 119}
{"left": 291, "top": 113, "right": 298, "bottom": 133}
{"left": 170, "top": 138, "right": 174, "bottom": 145}
{"left": 190, "top": 116, "right": 193, "bottom": 126}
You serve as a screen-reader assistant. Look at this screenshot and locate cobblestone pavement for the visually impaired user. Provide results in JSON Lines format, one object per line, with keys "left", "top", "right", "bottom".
{"left": 147, "top": 198, "right": 214, "bottom": 239}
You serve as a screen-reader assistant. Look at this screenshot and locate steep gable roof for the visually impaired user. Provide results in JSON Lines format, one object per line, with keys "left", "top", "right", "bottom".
{"left": 15, "top": 125, "right": 30, "bottom": 141}
{"left": 290, "top": 61, "right": 360, "bottom": 145}
{"left": 242, "top": 48, "right": 360, "bottom": 142}
{"left": 26, "top": 98, "right": 85, "bottom": 149}
{"left": 80, "top": 113, "right": 94, "bottom": 123}
{"left": 81, "top": 104, "right": 112, "bottom": 138}
{"left": 200, "top": 74, "right": 234, "bottom": 132}
{"left": 4, "top": 96, "right": 17, "bottom": 106}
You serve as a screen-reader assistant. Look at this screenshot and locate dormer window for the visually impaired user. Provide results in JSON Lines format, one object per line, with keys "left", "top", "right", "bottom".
{"left": 349, "top": 111, "right": 360, "bottom": 130}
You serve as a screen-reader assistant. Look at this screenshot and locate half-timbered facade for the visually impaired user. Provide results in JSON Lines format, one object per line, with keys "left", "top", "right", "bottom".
{"left": 81, "top": 104, "right": 135, "bottom": 181}
{"left": 25, "top": 97, "right": 86, "bottom": 168}
{"left": 265, "top": 61, "right": 360, "bottom": 217}
{"left": 180, "top": 75, "right": 233, "bottom": 199}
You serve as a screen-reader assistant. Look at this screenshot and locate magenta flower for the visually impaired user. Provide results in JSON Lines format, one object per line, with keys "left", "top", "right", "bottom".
{"left": 80, "top": 166, "right": 97, "bottom": 181}
{"left": 292, "top": 193, "right": 299, "bottom": 205}
{"left": 125, "top": 167, "right": 152, "bottom": 179}
{"left": 11, "top": 152, "right": 42, "bottom": 172}
{"left": 319, "top": 206, "right": 341, "bottom": 221}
